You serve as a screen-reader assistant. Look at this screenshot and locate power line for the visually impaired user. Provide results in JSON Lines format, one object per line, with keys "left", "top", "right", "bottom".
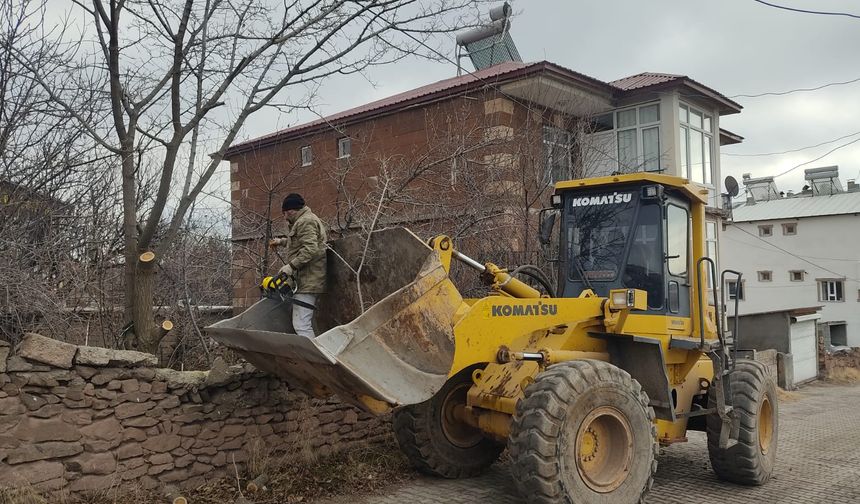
{"left": 723, "top": 130, "right": 860, "bottom": 157}
{"left": 771, "top": 135, "right": 860, "bottom": 178}
{"left": 729, "top": 76, "right": 860, "bottom": 98}
{"left": 751, "top": 0, "right": 860, "bottom": 20}
{"left": 733, "top": 225, "right": 860, "bottom": 281}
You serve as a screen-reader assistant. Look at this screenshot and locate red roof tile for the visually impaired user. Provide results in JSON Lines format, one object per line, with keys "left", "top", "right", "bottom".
{"left": 229, "top": 61, "right": 534, "bottom": 152}
{"left": 610, "top": 72, "right": 684, "bottom": 90}
{"left": 226, "top": 65, "right": 740, "bottom": 156}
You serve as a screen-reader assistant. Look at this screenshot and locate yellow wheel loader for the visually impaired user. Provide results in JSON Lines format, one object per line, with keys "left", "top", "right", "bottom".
{"left": 207, "top": 172, "right": 778, "bottom": 503}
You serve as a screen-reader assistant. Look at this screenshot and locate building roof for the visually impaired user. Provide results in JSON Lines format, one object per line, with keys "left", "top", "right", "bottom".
{"left": 731, "top": 190, "right": 860, "bottom": 222}
{"left": 610, "top": 72, "right": 683, "bottom": 90}
{"left": 226, "top": 62, "right": 741, "bottom": 157}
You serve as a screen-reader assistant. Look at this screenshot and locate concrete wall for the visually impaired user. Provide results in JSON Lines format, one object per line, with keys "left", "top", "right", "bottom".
{"left": 721, "top": 213, "right": 860, "bottom": 346}
{"left": 736, "top": 312, "right": 792, "bottom": 354}
{"left": 0, "top": 334, "right": 390, "bottom": 496}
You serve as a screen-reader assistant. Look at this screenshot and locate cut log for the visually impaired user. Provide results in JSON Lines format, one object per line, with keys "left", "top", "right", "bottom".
{"left": 163, "top": 485, "right": 187, "bottom": 504}
{"left": 246, "top": 473, "right": 269, "bottom": 493}
{"left": 155, "top": 319, "right": 174, "bottom": 340}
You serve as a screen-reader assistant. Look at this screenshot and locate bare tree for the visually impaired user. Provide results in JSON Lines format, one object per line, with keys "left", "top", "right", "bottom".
{"left": 11, "top": 0, "right": 491, "bottom": 351}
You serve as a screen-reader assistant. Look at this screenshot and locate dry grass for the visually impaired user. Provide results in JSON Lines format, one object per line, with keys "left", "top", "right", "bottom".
{"left": 825, "top": 366, "right": 860, "bottom": 384}
{"left": 1, "top": 442, "right": 412, "bottom": 504}
{"left": 777, "top": 387, "right": 800, "bottom": 403}
{"left": 187, "top": 440, "right": 413, "bottom": 504}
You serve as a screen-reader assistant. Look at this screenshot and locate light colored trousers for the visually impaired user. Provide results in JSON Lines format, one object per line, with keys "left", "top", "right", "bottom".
{"left": 292, "top": 293, "right": 317, "bottom": 338}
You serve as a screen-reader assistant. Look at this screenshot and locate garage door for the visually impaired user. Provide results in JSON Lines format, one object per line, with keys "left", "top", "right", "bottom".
{"left": 790, "top": 316, "right": 819, "bottom": 384}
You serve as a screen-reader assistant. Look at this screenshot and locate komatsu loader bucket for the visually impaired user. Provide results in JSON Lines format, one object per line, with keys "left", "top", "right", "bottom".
{"left": 206, "top": 227, "right": 461, "bottom": 414}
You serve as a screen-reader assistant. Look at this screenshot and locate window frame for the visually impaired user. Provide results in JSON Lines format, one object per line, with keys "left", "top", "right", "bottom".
{"left": 757, "top": 270, "right": 772, "bottom": 282}
{"left": 758, "top": 224, "right": 773, "bottom": 237}
{"left": 790, "top": 270, "right": 804, "bottom": 282}
{"left": 300, "top": 145, "right": 313, "bottom": 167}
{"left": 678, "top": 102, "right": 715, "bottom": 187}
{"left": 727, "top": 279, "right": 745, "bottom": 300}
{"left": 782, "top": 222, "right": 797, "bottom": 235}
{"left": 818, "top": 279, "right": 845, "bottom": 302}
{"left": 543, "top": 125, "right": 573, "bottom": 184}
{"left": 615, "top": 102, "right": 662, "bottom": 173}
{"left": 337, "top": 137, "right": 351, "bottom": 159}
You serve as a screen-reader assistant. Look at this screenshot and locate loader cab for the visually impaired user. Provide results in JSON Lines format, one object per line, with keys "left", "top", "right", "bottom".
{"left": 552, "top": 180, "right": 693, "bottom": 317}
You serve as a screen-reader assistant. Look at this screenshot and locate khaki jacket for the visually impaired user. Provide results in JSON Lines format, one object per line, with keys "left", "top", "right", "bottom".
{"left": 281, "top": 206, "right": 328, "bottom": 293}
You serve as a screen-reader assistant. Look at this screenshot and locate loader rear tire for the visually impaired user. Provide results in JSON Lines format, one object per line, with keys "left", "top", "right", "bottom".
{"left": 392, "top": 369, "right": 503, "bottom": 478}
{"left": 509, "top": 360, "right": 657, "bottom": 504}
{"left": 707, "top": 359, "right": 778, "bottom": 485}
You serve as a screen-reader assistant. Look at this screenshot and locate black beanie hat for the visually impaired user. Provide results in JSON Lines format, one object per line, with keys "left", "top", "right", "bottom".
{"left": 282, "top": 193, "right": 305, "bottom": 211}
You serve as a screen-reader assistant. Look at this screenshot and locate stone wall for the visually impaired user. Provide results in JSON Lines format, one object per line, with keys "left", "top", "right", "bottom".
{"left": 0, "top": 333, "right": 391, "bottom": 495}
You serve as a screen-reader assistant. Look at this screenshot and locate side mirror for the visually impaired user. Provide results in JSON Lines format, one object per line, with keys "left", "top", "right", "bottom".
{"left": 539, "top": 210, "right": 557, "bottom": 246}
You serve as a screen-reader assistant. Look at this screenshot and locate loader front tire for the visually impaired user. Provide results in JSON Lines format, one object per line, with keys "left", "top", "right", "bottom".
{"left": 392, "top": 369, "right": 503, "bottom": 478}
{"left": 510, "top": 360, "right": 657, "bottom": 504}
{"left": 707, "top": 359, "right": 778, "bottom": 485}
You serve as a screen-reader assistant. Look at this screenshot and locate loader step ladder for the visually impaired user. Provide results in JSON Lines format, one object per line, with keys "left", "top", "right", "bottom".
{"left": 695, "top": 257, "right": 743, "bottom": 449}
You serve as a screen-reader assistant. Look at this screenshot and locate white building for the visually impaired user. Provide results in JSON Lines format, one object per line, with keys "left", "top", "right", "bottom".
{"left": 721, "top": 167, "right": 860, "bottom": 347}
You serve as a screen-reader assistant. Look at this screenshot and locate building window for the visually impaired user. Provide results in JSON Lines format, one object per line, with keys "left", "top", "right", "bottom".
{"left": 790, "top": 270, "right": 804, "bottom": 282}
{"left": 544, "top": 126, "right": 572, "bottom": 184}
{"left": 615, "top": 103, "right": 661, "bottom": 172}
{"left": 727, "top": 279, "right": 744, "bottom": 300}
{"left": 782, "top": 222, "right": 797, "bottom": 235}
{"left": 706, "top": 221, "right": 717, "bottom": 287}
{"left": 679, "top": 103, "right": 714, "bottom": 185}
{"left": 337, "top": 137, "right": 351, "bottom": 159}
{"left": 757, "top": 271, "right": 772, "bottom": 282}
{"left": 758, "top": 225, "right": 773, "bottom": 237}
{"left": 300, "top": 145, "right": 313, "bottom": 166}
{"left": 818, "top": 279, "right": 844, "bottom": 302}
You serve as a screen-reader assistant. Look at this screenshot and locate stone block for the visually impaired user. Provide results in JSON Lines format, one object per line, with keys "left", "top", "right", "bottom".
{"left": 117, "top": 442, "right": 144, "bottom": 460}
{"left": 133, "top": 367, "right": 156, "bottom": 380}
{"left": 18, "top": 392, "right": 46, "bottom": 412}
{"left": 80, "top": 417, "right": 123, "bottom": 441}
{"left": 6, "top": 441, "right": 83, "bottom": 463}
{"left": 122, "top": 428, "right": 146, "bottom": 444}
{"left": 120, "top": 378, "right": 140, "bottom": 393}
{"left": 158, "top": 467, "right": 192, "bottom": 483}
{"left": 0, "top": 460, "right": 63, "bottom": 486}
{"left": 0, "top": 346, "right": 8, "bottom": 373}
{"left": 0, "top": 414, "right": 21, "bottom": 433}
{"left": 26, "top": 370, "right": 72, "bottom": 387}
{"left": 65, "top": 451, "right": 117, "bottom": 475}
{"left": 121, "top": 462, "right": 149, "bottom": 480}
{"left": 69, "top": 474, "right": 116, "bottom": 492}
{"left": 148, "top": 462, "right": 174, "bottom": 475}
{"left": 76, "top": 346, "right": 157, "bottom": 368}
{"left": 95, "top": 388, "right": 117, "bottom": 400}
{"left": 151, "top": 381, "right": 168, "bottom": 394}
{"left": 115, "top": 401, "right": 155, "bottom": 419}
{"left": 158, "top": 395, "right": 181, "bottom": 410}
{"left": 84, "top": 439, "right": 121, "bottom": 453}
{"left": 62, "top": 409, "right": 93, "bottom": 426}
{"left": 178, "top": 424, "right": 201, "bottom": 437}
{"left": 174, "top": 454, "right": 194, "bottom": 468}
{"left": 142, "top": 434, "right": 181, "bottom": 453}
{"left": 122, "top": 416, "right": 159, "bottom": 428}
{"left": 0, "top": 396, "right": 26, "bottom": 415}
{"left": 149, "top": 452, "right": 172, "bottom": 465}
{"left": 18, "top": 333, "right": 77, "bottom": 369}
{"left": 75, "top": 365, "right": 98, "bottom": 379}
{"left": 13, "top": 417, "right": 81, "bottom": 442}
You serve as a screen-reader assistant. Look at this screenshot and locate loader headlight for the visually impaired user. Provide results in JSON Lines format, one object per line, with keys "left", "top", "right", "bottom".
{"left": 608, "top": 288, "right": 648, "bottom": 311}
{"left": 551, "top": 194, "right": 562, "bottom": 208}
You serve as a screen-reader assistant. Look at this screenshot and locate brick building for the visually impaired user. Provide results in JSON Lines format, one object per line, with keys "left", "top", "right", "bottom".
{"left": 225, "top": 61, "right": 742, "bottom": 309}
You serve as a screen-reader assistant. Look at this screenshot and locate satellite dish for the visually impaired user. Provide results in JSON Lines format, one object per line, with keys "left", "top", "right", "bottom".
{"left": 724, "top": 176, "right": 739, "bottom": 198}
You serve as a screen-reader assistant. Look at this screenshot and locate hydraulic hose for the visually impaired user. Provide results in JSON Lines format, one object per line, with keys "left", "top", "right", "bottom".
{"left": 511, "top": 264, "right": 555, "bottom": 297}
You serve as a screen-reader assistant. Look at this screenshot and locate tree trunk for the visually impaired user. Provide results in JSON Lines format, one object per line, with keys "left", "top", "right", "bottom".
{"left": 134, "top": 251, "right": 157, "bottom": 352}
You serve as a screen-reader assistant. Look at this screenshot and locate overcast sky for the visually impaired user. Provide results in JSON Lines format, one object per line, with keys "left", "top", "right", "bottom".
{"left": 237, "top": 0, "right": 860, "bottom": 195}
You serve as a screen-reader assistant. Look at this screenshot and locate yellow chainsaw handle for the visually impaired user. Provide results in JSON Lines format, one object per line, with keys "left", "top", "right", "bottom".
{"left": 261, "top": 272, "right": 297, "bottom": 297}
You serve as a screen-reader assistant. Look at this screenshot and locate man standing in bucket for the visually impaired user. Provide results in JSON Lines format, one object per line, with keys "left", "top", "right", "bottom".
{"left": 269, "top": 193, "right": 328, "bottom": 338}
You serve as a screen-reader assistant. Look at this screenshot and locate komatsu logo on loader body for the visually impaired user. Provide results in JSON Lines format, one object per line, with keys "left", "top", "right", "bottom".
{"left": 570, "top": 192, "right": 632, "bottom": 207}
{"left": 492, "top": 303, "right": 558, "bottom": 317}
